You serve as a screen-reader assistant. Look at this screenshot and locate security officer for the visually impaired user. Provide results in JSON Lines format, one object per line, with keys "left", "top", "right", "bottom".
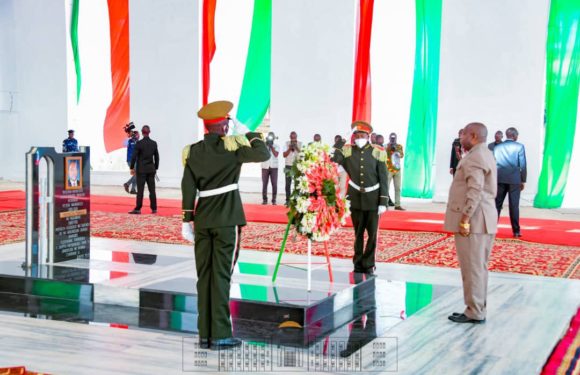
{"left": 62, "top": 130, "right": 79, "bottom": 152}
{"left": 333, "top": 121, "right": 388, "bottom": 275}
{"left": 181, "top": 100, "right": 269, "bottom": 350}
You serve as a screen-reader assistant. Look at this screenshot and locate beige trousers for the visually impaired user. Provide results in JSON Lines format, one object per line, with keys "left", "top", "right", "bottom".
{"left": 454, "top": 233, "right": 495, "bottom": 320}
{"left": 386, "top": 171, "right": 402, "bottom": 206}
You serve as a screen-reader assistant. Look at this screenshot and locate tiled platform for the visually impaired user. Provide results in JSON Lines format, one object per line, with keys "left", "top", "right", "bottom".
{"left": 0, "top": 237, "right": 578, "bottom": 374}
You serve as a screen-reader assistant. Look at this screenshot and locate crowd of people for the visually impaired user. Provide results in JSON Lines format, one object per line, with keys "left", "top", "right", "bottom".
{"left": 61, "top": 104, "right": 528, "bottom": 344}
{"left": 260, "top": 130, "right": 406, "bottom": 210}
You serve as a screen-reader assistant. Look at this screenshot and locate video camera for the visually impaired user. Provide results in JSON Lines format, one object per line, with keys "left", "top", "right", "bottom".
{"left": 266, "top": 133, "right": 278, "bottom": 146}
{"left": 123, "top": 122, "right": 136, "bottom": 136}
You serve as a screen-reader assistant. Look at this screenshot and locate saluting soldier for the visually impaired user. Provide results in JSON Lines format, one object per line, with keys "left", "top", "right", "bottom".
{"left": 332, "top": 121, "right": 388, "bottom": 275}
{"left": 181, "top": 101, "right": 269, "bottom": 350}
{"left": 62, "top": 129, "right": 79, "bottom": 153}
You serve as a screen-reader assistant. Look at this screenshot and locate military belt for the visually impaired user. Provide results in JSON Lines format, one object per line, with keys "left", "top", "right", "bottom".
{"left": 348, "top": 181, "right": 379, "bottom": 193}
{"left": 198, "top": 183, "right": 239, "bottom": 198}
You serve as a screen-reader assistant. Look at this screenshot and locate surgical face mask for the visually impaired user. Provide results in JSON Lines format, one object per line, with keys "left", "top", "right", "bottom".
{"left": 355, "top": 138, "right": 368, "bottom": 148}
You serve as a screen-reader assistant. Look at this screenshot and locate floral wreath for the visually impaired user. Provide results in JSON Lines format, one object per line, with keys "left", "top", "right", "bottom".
{"left": 287, "top": 143, "right": 351, "bottom": 242}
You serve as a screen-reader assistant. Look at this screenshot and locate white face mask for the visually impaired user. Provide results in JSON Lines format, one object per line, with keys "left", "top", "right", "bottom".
{"left": 355, "top": 138, "right": 368, "bottom": 148}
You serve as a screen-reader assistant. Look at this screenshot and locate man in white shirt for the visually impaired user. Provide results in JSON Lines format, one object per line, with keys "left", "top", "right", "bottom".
{"left": 262, "top": 132, "right": 280, "bottom": 205}
{"left": 282, "top": 131, "right": 302, "bottom": 206}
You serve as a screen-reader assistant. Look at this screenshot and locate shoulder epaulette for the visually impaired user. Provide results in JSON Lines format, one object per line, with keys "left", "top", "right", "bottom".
{"left": 341, "top": 144, "right": 352, "bottom": 158}
{"left": 372, "top": 145, "right": 388, "bottom": 162}
{"left": 222, "top": 135, "right": 251, "bottom": 152}
{"left": 181, "top": 141, "right": 202, "bottom": 166}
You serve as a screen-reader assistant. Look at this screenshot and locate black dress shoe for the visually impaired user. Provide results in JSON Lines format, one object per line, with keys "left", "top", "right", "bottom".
{"left": 448, "top": 313, "right": 485, "bottom": 324}
{"left": 272, "top": 201, "right": 277, "bottom": 206}
{"left": 128, "top": 210, "right": 141, "bottom": 215}
{"left": 210, "top": 337, "right": 242, "bottom": 350}
{"left": 388, "top": 199, "right": 395, "bottom": 207}
{"left": 262, "top": 201, "right": 267, "bottom": 205}
{"left": 123, "top": 183, "right": 130, "bottom": 193}
{"left": 394, "top": 206, "right": 406, "bottom": 211}
{"left": 514, "top": 232, "right": 522, "bottom": 238}
{"left": 151, "top": 210, "right": 157, "bottom": 214}
{"left": 130, "top": 190, "right": 137, "bottom": 195}
{"left": 199, "top": 338, "right": 210, "bottom": 349}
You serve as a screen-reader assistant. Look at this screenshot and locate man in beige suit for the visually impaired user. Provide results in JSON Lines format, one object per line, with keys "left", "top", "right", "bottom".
{"left": 444, "top": 122, "right": 497, "bottom": 324}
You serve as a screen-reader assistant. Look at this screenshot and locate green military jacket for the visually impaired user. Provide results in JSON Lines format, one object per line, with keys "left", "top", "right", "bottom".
{"left": 181, "top": 132, "right": 269, "bottom": 228}
{"left": 333, "top": 143, "right": 389, "bottom": 211}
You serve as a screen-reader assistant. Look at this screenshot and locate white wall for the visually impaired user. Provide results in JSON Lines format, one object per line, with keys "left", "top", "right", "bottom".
{"left": 129, "top": 0, "right": 199, "bottom": 186}
{"left": 434, "top": 0, "right": 550, "bottom": 203}
{"left": 0, "top": 0, "right": 69, "bottom": 180}
{"left": 271, "top": 0, "right": 356, "bottom": 145}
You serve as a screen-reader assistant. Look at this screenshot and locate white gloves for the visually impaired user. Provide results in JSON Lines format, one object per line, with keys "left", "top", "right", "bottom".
{"left": 378, "top": 205, "right": 387, "bottom": 216}
{"left": 181, "top": 222, "right": 194, "bottom": 242}
{"left": 229, "top": 118, "right": 250, "bottom": 135}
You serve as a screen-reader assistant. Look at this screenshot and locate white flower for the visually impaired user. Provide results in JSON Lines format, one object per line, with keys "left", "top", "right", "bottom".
{"left": 300, "top": 213, "right": 317, "bottom": 233}
{"left": 295, "top": 196, "right": 311, "bottom": 213}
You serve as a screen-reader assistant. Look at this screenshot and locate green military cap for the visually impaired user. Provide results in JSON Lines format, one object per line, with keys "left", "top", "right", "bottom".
{"left": 197, "top": 101, "right": 233, "bottom": 126}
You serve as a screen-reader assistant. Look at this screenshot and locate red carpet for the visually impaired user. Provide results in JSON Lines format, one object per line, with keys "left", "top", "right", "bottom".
{"left": 542, "top": 307, "right": 580, "bottom": 374}
{"left": 1, "top": 190, "right": 579, "bottom": 247}
{"left": 2, "top": 211, "right": 579, "bottom": 279}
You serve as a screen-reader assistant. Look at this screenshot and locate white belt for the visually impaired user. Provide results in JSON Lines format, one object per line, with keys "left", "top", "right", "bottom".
{"left": 198, "top": 183, "right": 238, "bottom": 198}
{"left": 348, "top": 181, "right": 379, "bottom": 193}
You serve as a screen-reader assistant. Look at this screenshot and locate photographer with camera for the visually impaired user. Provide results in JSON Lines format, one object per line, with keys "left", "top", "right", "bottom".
{"left": 261, "top": 132, "right": 280, "bottom": 205}
{"left": 282, "top": 131, "right": 302, "bottom": 206}
{"left": 333, "top": 134, "right": 348, "bottom": 197}
{"left": 386, "top": 132, "right": 405, "bottom": 210}
{"left": 123, "top": 122, "right": 139, "bottom": 194}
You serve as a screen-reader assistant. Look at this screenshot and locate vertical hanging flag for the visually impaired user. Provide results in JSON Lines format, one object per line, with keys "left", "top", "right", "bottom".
{"left": 202, "top": 0, "right": 217, "bottom": 105}
{"left": 70, "top": 0, "right": 81, "bottom": 104}
{"left": 103, "top": 0, "right": 130, "bottom": 153}
{"left": 352, "top": 0, "right": 374, "bottom": 123}
{"left": 236, "top": 0, "right": 272, "bottom": 131}
{"left": 402, "top": 0, "right": 442, "bottom": 198}
{"left": 534, "top": 0, "right": 580, "bottom": 208}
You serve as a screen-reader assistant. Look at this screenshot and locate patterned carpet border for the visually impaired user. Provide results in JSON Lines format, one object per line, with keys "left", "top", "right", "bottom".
{"left": 1, "top": 210, "right": 579, "bottom": 279}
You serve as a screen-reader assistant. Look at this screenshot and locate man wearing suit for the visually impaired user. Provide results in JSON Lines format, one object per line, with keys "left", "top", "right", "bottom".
{"left": 181, "top": 100, "right": 269, "bottom": 350}
{"left": 332, "top": 121, "right": 389, "bottom": 275}
{"left": 129, "top": 125, "right": 159, "bottom": 214}
{"left": 67, "top": 160, "right": 81, "bottom": 188}
{"left": 449, "top": 129, "right": 464, "bottom": 176}
{"left": 444, "top": 122, "right": 497, "bottom": 324}
{"left": 494, "top": 127, "right": 526, "bottom": 237}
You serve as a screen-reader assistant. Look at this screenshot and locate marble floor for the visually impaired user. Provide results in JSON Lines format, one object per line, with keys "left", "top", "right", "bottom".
{"left": 0, "top": 237, "right": 578, "bottom": 374}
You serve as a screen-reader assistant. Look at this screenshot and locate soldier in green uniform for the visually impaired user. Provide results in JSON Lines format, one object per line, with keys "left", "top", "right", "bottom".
{"left": 181, "top": 101, "right": 269, "bottom": 350}
{"left": 332, "top": 121, "right": 388, "bottom": 275}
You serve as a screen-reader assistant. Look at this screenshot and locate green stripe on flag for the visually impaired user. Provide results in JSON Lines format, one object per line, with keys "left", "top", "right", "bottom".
{"left": 534, "top": 0, "right": 580, "bottom": 208}
{"left": 402, "top": 0, "right": 442, "bottom": 198}
{"left": 236, "top": 0, "right": 271, "bottom": 131}
{"left": 71, "top": 0, "right": 81, "bottom": 103}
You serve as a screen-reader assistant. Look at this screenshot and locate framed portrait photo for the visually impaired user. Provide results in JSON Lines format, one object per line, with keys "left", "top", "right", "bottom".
{"left": 64, "top": 156, "right": 83, "bottom": 190}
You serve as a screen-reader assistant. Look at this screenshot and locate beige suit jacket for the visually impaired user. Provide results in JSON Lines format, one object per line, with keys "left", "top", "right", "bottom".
{"left": 444, "top": 142, "right": 497, "bottom": 234}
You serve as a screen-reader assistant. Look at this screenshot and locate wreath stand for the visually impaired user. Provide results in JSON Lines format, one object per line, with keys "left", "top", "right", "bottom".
{"left": 271, "top": 221, "right": 334, "bottom": 292}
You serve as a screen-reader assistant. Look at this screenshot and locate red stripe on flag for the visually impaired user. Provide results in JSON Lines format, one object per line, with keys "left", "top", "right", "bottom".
{"left": 103, "top": 0, "right": 130, "bottom": 153}
{"left": 352, "top": 0, "right": 374, "bottom": 123}
{"left": 202, "top": 0, "right": 217, "bottom": 106}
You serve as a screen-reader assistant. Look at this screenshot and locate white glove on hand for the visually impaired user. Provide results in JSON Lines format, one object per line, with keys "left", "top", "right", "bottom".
{"left": 181, "top": 222, "right": 194, "bottom": 242}
{"left": 229, "top": 118, "right": 250, "bottom": 135}
{"left": 378, "top": 205, "right": 387, "bottom": 216}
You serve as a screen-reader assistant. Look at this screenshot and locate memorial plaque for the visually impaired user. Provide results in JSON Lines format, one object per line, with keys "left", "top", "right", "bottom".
{"left": 53, "top": 154, "right": 90, "bottom": 262}
{"left": 25, "top": 147, "right": 91, "bottom": 266}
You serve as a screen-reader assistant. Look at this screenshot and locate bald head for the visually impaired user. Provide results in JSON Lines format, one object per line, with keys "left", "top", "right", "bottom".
{"left": 460, "top": 122, "right": 488, "bottom": 151}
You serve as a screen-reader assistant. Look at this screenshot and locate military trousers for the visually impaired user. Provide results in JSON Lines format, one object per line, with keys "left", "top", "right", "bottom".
{"left": 454, "top": 233, "right": 495, "bottom": 320}
{"left": 194, "top": 225, "right": 241, "bottom": 340}
{"left": 350, "top": 209, "right": 379, "bottom": 272}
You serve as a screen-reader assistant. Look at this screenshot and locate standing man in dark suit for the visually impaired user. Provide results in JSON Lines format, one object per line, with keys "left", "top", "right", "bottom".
{"left": 181, "top": 100, "right": 269, "bottom": 350}
{"left": 129, "top": 125, "right": 159, "bottom": 214}
{"left": 449, "top": 129, "right": 464, "bottom": 176}
{"left": 332, "top": 121, "right": 389, "bottom": 275}
{"left": 488, "top": 130, "right": 503, "bottom": 151}
{"left": 494, "top": 127, "right": 526, "bottom": 237}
